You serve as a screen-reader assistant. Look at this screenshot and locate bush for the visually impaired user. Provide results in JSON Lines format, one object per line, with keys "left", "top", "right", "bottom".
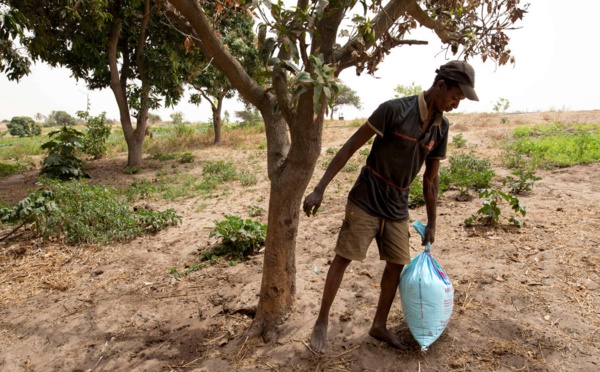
{"left": 503, "top": 169, "right": 541, "bottom": 195}
{"left": 439, "top": 153, "right": 495, "bottom": 198}
{"left": 238, "top": 169, "right": 258, "bottom": 186}
{"left": 0, "top": 180, "right": 182, "bottom": 244}
{"left": 7, "top": 116, "right": 41, "bottom": 137}
{"left": 203, "top": 160, "right": 237, "bottom": 182}
{"left": 0, "top": 162, "right": 26, "bottom": 178}
{"left": 209, "top": 215, "right": 267, "bottom": 259}
{"left": 452, "top": 133, "right": 467, "bottom": 148}
{"left": 503, "top": 123, "right": 600, "bottom": 169}
{"left": 179, "top": 151, "right": 194, "bottom": 163}
{"left": 78, "top": 111, "right": 111, "bottom": 160}
{"left": 148, "top": 113, "right": 162, "bottom": 124}
{"left": 408, "top": 177, "right": 425, "bottom": 208}
{"left": 40, "top": 126, "right": 90, "bottom": 180}
{"left": 44, "top": 111, "right": 77, "bottom": 127}
{"left": 464, "top": 189, "right": 526, "bottom": 227}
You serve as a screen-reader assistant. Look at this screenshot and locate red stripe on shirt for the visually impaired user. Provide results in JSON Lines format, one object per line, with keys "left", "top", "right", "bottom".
{"left": 392, "top": 132, "right": 417, "bottom": 142}
{"left": 420, "top": 140, "right": 435, "bottom": 151}
{"left": 366, "top": 166, "right": 409, "bottom": 191}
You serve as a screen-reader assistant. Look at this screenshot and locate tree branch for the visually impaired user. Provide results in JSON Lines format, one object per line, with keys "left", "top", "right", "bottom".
{"left": 107, "top": 14, "right": 133, "bottom": 136}
{"left": 335, "top": 0, "right": 412, "bottom": 74}
{"left": 135, "top": 0, "right": 151, "bottom": 127}
{"left": 404, "top": 0, "right": 461, "bottom": 44}
{"left": 168, "top": 0, "right": 268, "bottom": 111}
{"left": 161, "top": 2, "right": 213, "bottom": 59}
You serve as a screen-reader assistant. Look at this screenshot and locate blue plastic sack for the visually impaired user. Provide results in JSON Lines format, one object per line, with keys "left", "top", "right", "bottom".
{"left": 399, "top": 221, "right": 454, "bottom": 351}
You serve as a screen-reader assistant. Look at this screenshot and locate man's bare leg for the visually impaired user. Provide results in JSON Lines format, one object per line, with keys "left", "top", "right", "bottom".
{"left": 369, "top": 262, "right": 405, "bottom": 349}
{"left": 310, "top": 254, "right": 352, "bottom": 353}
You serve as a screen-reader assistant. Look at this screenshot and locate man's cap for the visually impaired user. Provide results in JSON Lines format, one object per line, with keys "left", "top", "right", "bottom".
{"left": 436, "top": 60, "right": 479, "bottom": 101}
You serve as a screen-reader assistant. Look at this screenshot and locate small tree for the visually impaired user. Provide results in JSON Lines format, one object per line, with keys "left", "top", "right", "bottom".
{"left": 148, "top": 113, "right": 162, "bottom": 124}
{"left": 493, "top": 97, "right": 510, "bottom": 123}
{"left": 170, "top": 112, "right": 184, "bottom": 126}
{"left": 235, "top": 106, "right": 262, "bottom": 127}
{"left": 394, "top": 82, "right": 422, "bottom": 98}
{"left": 185, "top": 2, "right": 262, "bottom": 144}
{"left": 330, "top": 84, "right": 362, "bottom": 119}
{"left": 45, "top": 111, "right": 77, "bottom": 127}
{"left": 7, "top": 116, "right": 41, "bottom": 137}
{"left": 77, "top": 111, "right": 112, "bottom": 160}
{"left": 40, "top": 126, "right": 89, "bottom": 180}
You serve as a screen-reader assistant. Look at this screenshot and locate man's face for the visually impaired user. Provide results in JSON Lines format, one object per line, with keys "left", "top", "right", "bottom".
{"left": 439, "top": 84, "right": 466, "bottom": 112}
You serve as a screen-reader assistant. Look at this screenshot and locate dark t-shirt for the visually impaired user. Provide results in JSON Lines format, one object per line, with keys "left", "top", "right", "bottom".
{"left": 348, "top": 94, "right": 449, "bottom": 220}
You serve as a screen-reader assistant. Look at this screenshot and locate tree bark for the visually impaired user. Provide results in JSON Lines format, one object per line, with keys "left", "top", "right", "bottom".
{"left": 212, "top": 95, "right": 224, "bottom": 144}
{"left": 248, "top": 91, "right": 323, "bottom": 341}
{"left": 107, "top": 4, "right": 148, "bottom": 168}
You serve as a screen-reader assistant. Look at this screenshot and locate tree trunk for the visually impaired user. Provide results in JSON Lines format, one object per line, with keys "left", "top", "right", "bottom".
{"left": 212, "top": 95, "right": 224, "bottom": 144}
{"left": 248, "top": 95, "right": 323, "bottom": 341}
{"left": 125, "top": 118, "right": 146, "bottom": 167}
{"left": 106, "top": 11, "right": 147, "bottom": 169}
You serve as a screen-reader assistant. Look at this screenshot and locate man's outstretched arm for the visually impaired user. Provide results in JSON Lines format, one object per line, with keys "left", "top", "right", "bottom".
{"left": 303, "top": 123, "right": 376, "bottom": 216}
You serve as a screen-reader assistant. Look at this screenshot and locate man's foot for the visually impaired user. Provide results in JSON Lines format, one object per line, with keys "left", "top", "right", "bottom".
{"left": 310, "top": 320, "right": 328, "bottom": 353}
{"left": 369, "top": 325, "right": 406, "bottom": 350}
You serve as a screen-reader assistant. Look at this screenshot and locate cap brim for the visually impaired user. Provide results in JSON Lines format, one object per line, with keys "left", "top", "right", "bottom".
{"left": 459, "top": 83, "right": 479, "bottom": 101}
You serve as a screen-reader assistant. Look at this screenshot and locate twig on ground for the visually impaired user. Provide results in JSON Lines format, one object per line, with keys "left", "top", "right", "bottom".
{"left": 236, "top": 336, "right": 249, "bottom": 360}
{"left": 302, "top": 339, "right": 318, "bottom": 356}
{"left": 333, "top": 344, "right": 360, "bottom": 358}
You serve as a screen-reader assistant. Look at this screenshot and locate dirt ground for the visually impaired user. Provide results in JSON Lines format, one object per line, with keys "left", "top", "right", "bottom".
{"left": 1, "top": 110, "right": 599, "bottom": 371}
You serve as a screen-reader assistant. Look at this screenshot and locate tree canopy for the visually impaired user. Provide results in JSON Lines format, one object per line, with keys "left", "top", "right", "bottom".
{"left": 0, "top": 4, "right": 31, "bottom": 81}
{"left": 330, "top": 84, "right": 362, "bottom": 119}
{"left": 186, "top": 2, "right": 263, "bottom": 143}
{"left": 9, "top": 0, "right": 202, "bottom": 166}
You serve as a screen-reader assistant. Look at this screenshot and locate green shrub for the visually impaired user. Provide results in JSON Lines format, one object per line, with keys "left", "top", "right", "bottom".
{"left": 238, "top": 169, "right": 258, "bottom": 186}
{"left": 7, "top": 116, "right": 41, "bottom": 137}
{"left": 358, "top": 147, "right": 370, "bottom": 158}
{"left": 408, "top": 177, "right": 425, "bottom": 208}
{"left": 124, "top": 179, "right": 160, "bottom": 201}
{"left": 123, "top": 166, "right": 141, "bottom": 175}
{"left": 0, "top": 180, "right": 181, "bottom": 244}
{"left": 0, "top": 190, "right": 58, "bottom": 240}
{"left": 209, "top": 215, "right": 267, "bottom": 260}
{"left": 503, "top": 123, "right": 600, "bottom": 169}
{"left": 203, "top": 161, "right": 237, "bottom": 182}
{"left": 246, "top": 205, "right": 265, "bottom": 217}
{"left": 151, "top": 152, "right": 179, "bottom": 161}
{"left": 326, "top": 147, "right": 338, "bottom": 155}
{"left": 343, "top": 162, "right": 359, "bottom": 172}
{"left": 179, "top": 151, "right": 194, "bottom": 163}
{"left": 503, "top": 169, "right": 541, "bottom": 195}
{"left": 452, "top": 133, "right": 467, "bottom": 148}
{"left": 348, "top": 119, "right": 363, "bottom": 127}
{"left": 78, "top": 111, "right": 111, "bottom": 160}
{"left": 0, "top": 162, "right": 26, "bottom": 178}
{"left": 464, "top": 189, "right": 526, "bottom": 227}
{"left": 40, "top": 126, "right": 90, "bottom": 180}
{"left": 439, "top": 153, "right": 495, "bottom": 198}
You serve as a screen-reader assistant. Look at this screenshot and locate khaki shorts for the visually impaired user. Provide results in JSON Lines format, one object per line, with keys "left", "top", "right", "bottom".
{"left": 334, "top": 200, "right": 411, "bottom": 265}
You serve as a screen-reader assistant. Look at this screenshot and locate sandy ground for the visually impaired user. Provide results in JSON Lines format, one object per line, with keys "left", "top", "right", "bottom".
{"left": 1, "top": 110, "right": 599, "bottom": 371}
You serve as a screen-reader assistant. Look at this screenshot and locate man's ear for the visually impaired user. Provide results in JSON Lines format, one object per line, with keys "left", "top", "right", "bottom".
{"left": 435, "top": 79, "right": 446, "bottom": 91}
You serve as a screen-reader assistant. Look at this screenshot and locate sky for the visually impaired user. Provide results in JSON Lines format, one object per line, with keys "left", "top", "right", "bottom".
{"left": 1, "top": 0, "right": 599, "bottom": 123}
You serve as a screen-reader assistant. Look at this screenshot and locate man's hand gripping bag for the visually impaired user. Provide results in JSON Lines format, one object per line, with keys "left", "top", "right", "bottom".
{"left": 399, "top": 221, "right": 454, "bottom": 351}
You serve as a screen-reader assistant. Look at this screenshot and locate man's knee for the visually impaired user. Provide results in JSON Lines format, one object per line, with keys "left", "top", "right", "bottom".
{"left": 384, "top": 261, "right": 404, "bottom": 275}
{"left": 332, "top": 254, "right": 352, "bottom": 268}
